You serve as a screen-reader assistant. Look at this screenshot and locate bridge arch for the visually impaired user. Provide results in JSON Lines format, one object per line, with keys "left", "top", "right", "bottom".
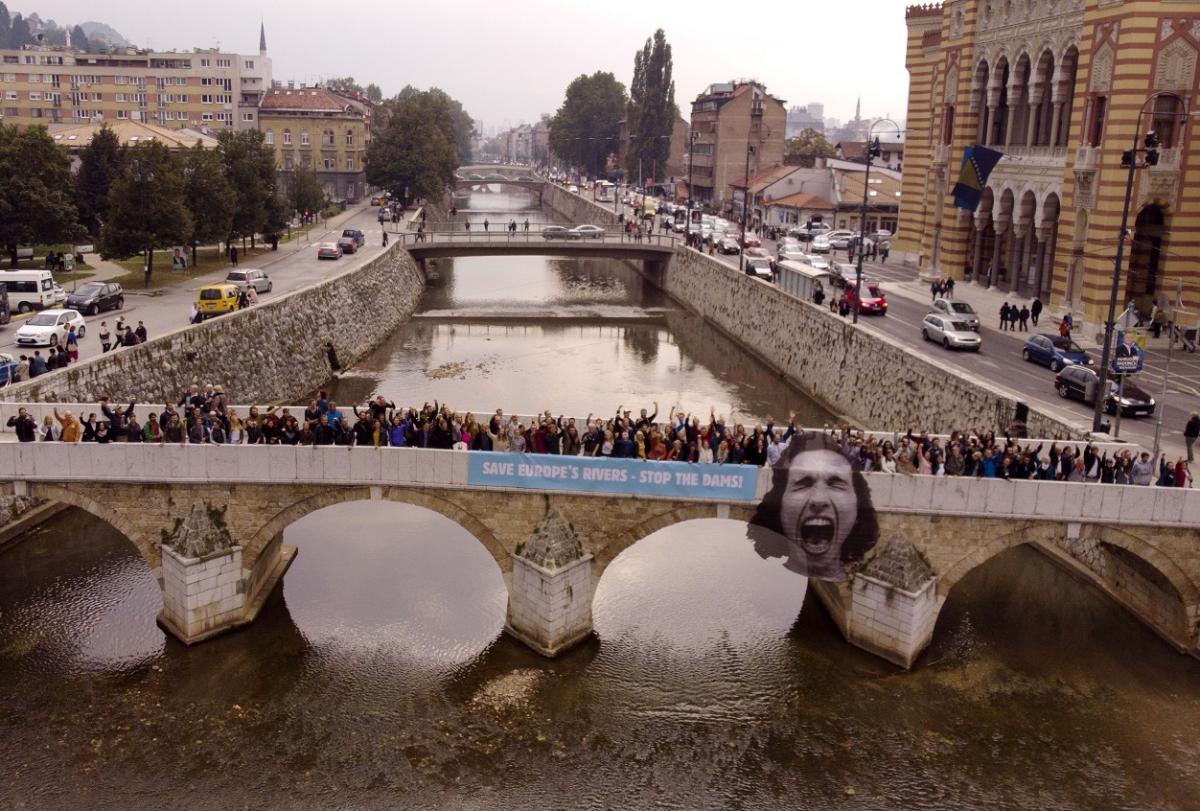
{"left": 936, "top": 521, "right": 1198, "bottom": 648}
{"left": 243, "top": 486, "right": 512, "bottom": 574}
{"left": 592, "top": 504, "right": 756, "bottom": 573}
{"left": 27, "top": 482, "right": 160, "bottom": 573}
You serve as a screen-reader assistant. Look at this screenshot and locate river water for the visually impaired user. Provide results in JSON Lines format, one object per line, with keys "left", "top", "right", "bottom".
{"left": 2, "top": 192, "right": 1200, "bottom": 809}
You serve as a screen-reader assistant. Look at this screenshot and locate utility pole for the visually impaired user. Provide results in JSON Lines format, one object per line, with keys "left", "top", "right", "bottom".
{"left": 852, "top": 119, "right": 901, "bottom": 324}
{"left": 739, "top": 143, "right": 755, "bottom": 274}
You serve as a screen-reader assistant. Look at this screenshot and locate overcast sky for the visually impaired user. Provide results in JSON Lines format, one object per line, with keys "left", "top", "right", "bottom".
{"left": 23, "top": 0, "right": 912, "bottom": 131}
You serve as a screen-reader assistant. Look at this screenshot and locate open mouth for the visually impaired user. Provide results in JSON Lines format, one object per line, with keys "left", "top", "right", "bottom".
{"left": 796, "top": 516, "right": 835, "bottom": 555}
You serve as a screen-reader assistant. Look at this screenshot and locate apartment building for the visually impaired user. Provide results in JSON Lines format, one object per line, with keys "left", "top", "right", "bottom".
{"left": 687, "top": 80, "right": 786, "bottom": 213}
{"left": 259, "top": 85, "right": 370, "bottom": 203}
{"left": 0, "top": 24, "right": 271, "bottom": 131}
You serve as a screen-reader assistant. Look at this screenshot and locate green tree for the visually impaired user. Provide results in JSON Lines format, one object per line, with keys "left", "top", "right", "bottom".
{"left": 288, "top": 165, "right": 325, "bottom": 218}
{"left": 0, "top": 124, "right": 80, "bottom": 266}
{"left": 216, "top": 129, "right": 278, "bottom": 249}
{"left": 70, "top": 24, "right": 90, "bottom": 51}
{"left": 550, "top": 72, "right": 627, "bottom": 178}
{"left": 784, "top": 128, "right": 836, "bottom": 168}
{"left": 75, "top": 125, "right": 123, "bottom": 236}
{"left": 99, "top": 140, "right": 191, "bottom": 284}
{"left": 8, "top": 13, "right": 31, "bottom": 48}
{"left": 325, "top": 76, "right": 364, "bottom": 96}
{"left": 625, "top": 29, "right": 676, "bottom": 183}
{"left": 181, "top": 143, "right": 235, "bottom": 267}
{"left": 366, "top": 83, "right": 382, "bottom": 104}
{"left": 366, "top": 89, "right": 459, "bottom": 205}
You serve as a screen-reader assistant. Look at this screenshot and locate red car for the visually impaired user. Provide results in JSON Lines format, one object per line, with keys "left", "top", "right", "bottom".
{"left": 842, "top": 281, "right": 888, "bottom": 315}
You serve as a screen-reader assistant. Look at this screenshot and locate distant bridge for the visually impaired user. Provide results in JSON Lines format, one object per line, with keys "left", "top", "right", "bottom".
{"left": 451, "top": 178, "right": 546, "bottom": 203}
{"left": 401, "top": 230, "right": 677, "bottom": 266}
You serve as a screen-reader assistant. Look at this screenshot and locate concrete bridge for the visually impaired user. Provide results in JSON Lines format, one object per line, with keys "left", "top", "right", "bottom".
{"left": 2, "top": 440, "right": 1199, "bottom": 668}
{"left": 451, "top": 178, "right": 546, "bottom": 203}
{"left": 402, "top": 230, "right": 676, "bottom": 268}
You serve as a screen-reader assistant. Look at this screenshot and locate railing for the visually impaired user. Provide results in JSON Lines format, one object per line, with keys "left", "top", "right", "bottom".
{"left": 397, "top": 229, "right": 679, "bottom": 250}
{"left": 1075, "top": 145, "right": 1100, "bottom": 171}
{"left": 1003, "top": 145, "right": 1068, "bottom": 161}
{"left": 0, "top": 442, "right": 1195, "bottom": 525}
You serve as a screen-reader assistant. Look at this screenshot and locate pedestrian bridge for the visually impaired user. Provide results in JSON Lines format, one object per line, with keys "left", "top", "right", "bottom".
{"left": 2, "top": 440, "right": 1198, "bottom": 669}
{"left": 402, "top": 230, "right": 678, "bottom": 263}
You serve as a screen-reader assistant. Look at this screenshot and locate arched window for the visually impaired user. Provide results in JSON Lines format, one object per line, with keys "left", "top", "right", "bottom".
{"left": 300, "top": 130, "right": 310, "bottom": 146}
{"left": 282, "top": 128, "right": 292, "bottom": 145}
{"left": 345, "top": 129, "right": 354, "bottom": 146}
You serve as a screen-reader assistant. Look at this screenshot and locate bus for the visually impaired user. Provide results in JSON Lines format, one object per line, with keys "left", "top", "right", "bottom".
{"left": 594, "top": 181, "right": 615, "bottom": 202}
{"left": 0, "top": 270, "right": 55, "bottom": 313}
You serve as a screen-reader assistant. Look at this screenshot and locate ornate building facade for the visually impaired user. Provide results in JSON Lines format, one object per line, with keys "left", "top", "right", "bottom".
{"left": 897, "top": 1, "right": 1199, "bottom": 324}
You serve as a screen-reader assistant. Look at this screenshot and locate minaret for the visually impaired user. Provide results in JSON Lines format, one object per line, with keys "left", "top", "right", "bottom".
{"left": 855, "top": 97, "right": 861, "bottom": 121}
{"left": 259, "top": 21, "right": 267, "bottom": 55}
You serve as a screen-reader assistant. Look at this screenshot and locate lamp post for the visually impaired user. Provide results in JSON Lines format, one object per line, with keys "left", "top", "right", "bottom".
{"left": 739, "top": 143, "right": 756, "bottom": 273}
{"left": 853, "top": 118, "right": 901, "bottom": 324}
{"left": 1090, "top": 91, "right": 1186, "bottom": 434}
{"left": 687, "top": 129, "right": 697, "bottom": 237}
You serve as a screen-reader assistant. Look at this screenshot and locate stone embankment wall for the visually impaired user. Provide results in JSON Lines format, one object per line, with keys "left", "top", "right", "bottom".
{"left": 0, "top": 245, "right": 426, "bottom": 405}
{"left": 542, "top": 183, "right": 620, "bottom": 228}
{"left": 539, "top": 183, "right": 1084, "bottom": 438}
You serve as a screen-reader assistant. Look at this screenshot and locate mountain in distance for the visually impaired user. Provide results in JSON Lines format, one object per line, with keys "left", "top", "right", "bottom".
{"left": 78, "top": 21, "right": 129, "bottom": 47}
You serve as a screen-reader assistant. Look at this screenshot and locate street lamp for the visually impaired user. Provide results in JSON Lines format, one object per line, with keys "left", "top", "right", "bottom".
{"left": 739, "top": 143, "right": 756, "bottom": 274}
{"left": 852, "top": 118, "right": 902, "bottom": 324}
{"left": 1090, "top": 91, "right": 1187, "bottom": 434}
{"left": 687, "top": 128, "right": 697, "bottom": 236}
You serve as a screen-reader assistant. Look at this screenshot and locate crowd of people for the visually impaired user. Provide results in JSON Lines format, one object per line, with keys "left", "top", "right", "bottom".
{"left": 3, "top": 387, "right": 1192, "bottom": 488}
{"left": 6, "top": 318, "right": 148, "bottom": 384}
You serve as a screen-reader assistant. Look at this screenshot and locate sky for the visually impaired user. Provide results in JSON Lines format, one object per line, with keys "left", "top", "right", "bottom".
{"left": 20, "top": 0, "right": 913, "bottom": 131}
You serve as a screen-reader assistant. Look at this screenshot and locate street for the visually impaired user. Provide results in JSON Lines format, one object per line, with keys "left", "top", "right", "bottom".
{"left": 702, "top": 231, "right": 1199, "bottom": 458}
{"left": 3, "top": 205, "right": 401, "bottom": 370}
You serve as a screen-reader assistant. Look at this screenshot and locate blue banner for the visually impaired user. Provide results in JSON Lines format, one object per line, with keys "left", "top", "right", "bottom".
{"left": 467, "top": 453, "right": 760, "bottom": 501}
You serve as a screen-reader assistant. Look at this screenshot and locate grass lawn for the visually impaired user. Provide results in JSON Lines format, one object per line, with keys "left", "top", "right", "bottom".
{"left": 111, "top": 245, "right": 278, "bottom": 290}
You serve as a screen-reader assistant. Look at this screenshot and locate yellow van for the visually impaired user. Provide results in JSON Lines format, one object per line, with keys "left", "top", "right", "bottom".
{"left": 195, "top": 284, "right": 241, "bottom": 320}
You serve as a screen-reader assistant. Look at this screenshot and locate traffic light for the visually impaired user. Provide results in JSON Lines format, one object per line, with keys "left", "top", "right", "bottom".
{"left": 868, "top": 138, "right": 882, "bottom": 159}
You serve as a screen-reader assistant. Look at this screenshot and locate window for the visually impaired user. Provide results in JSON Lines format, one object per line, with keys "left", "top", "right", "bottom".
{"left": 201, "top": 78, "right": 214, "bottom": 87}
{"left": 163, "top": 111, "right": 174, "bottom": 120}
{"left": 28, "top": 91, "right": 41, "bottom": 101}
{"left": 4, "top": 91, "right": 14, "bottom": 100}
{"left": 345, "top": 130, "right": 354, "bottom": 146}
{"left": 300, "top": 131, "right": 310, "bottom": 146}
{"left": 2, "top": 73, "right": 14, "bottom": 82}
{"left": 245, "top": 60, "right": 255, "bottom": 69}
{"left": 201, "top": 112, "right": 214, "bottom": 121}
{"left": 284, "top": 156, "right": 294, "bottom": 170}
{"left": 116, "top": 109, "right": 128, "bottom": 119}
{"left": 323, "top": 158, "right": 335, "bottom": 169}
{"left": 265, "top": 129, "right": 274, "bottom": 144}
{"left": 283, "top": 129, "right": 292, "bottom": 145}
{"left": 201, "top": 94, "right": 214, "bottom": 104}
{"left": 199, "top": 58, "right": 210, "bottom": 67}
{"left": 1089, "top": 96, "right": 1107, "bottom": 147}
{"left": 242, "top": 111, "right": 254, "bottom": 122}
{"left": 116, "top": 75, "right": 128, "bottom": 85}
{"left": 116, "top": 93, "right": 126, "bottom": 102}
{"left": 323, "top": 129, "right": 334, "bottom": 146}
{"left": 345, "top": 157, "right": 355, "bottom": 170}
{"left": 216, "top": 59, "right": 231, "bottom": 68}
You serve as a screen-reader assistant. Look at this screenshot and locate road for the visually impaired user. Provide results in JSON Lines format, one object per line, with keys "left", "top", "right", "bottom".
{"left": 702, "top": 234, "right": 1198, "bottom": 457}
{"left": 5, "top": 206, "right": 401, "bottom": 363}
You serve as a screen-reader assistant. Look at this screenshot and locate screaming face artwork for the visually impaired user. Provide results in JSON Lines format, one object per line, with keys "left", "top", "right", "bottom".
{"left": 749, "top": 433, "right": 880, "bottom": 581}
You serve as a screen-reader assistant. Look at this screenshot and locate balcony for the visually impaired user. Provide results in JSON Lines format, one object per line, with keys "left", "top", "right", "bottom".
{"left": 1075, "top": 145, "right": 1100, "bottom": 171}
{"left": 932, "top": 143, "right": 949, "bottom": 166}
{"left": 1004, "top": 145, "right": 1067, "bottom": 161}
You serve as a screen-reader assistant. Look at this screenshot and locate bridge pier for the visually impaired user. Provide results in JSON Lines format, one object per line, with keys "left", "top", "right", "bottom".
{"left": 504, "top": 508, "right": 595, "bottom": 657}
{"left": 157, "top": 504, "right": 296, "bottom": 645}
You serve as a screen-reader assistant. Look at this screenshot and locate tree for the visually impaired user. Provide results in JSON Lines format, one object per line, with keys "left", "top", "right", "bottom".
{"left": 75, "top": 125, "right": 123, "bottom": 236}
{"left": 0, "top": 124, "right": 80, "bottom": 266}
{"left": 181, "top": 143, "right": 235, "bottom": 267}
{"left": 216, "top": 129, "right": 278, "bottom": 249}
{"left": 99, "top": 140, "right": 191, "bottom": 284}
{"left": 366, "top": 83, "right": 382, "bottom": 104}
{"left": 288, "top": 165, "right": 324, "bottom": 219}
{"left": 625, "top": 29, "right": 676, "bottom": 184}
{"left": 8, "top": 13, "right": 32, "bottom": 48}
{"left": 325, "top": 76, "right": 364, "bottom": 96}
{"left": 70, "top": 24, "right": 90, "bottom": 52}
{"left": 550, "top": 72, "right": 627, "bottom": 178}
{"left": 0, "top": 3, "right": 11, "bottom": 49}
{"left": 784, "top": 128, "right": 836, "bottom": 168}
{"left": 427, "top": 87, "right": 475, "bottom": 165}
{"left": 365, "top": 89, "right": 460, "bottom": 205}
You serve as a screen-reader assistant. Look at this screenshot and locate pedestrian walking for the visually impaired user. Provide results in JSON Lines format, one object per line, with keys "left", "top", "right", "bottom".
{"left": 1185, "top": 412, "right": 1200, "bottom": 462}
{"left": 880, "top": 242, "right": 890, "bottom": 262}
{"left": 382, "top": 230, "right": 389, "bottom": 247}
{"left": 1018, "top": 305, "right": 1030, "bottom": 332}
{"left": 523, "top": 218, "right": 530, "bottom": 233}
{"left": 135, "top": 321, "right": 147, "bottom": 343}
{"left": 1000, "top": 302, "right": 1011, "bottom": 331}
{"left": 1030, "top": 297, "right": 1042, "bottom": 326}
{"left": 99, "top": 321, "right": 112, "bottom": 353}
{"left": 931, "top": 280, "right": 939, "bottom": 301}
{"left": 946, "top": 277, "right": 955, "bottom": 299}
{"left": 65, "top": 324, "right": 79, "bottom": 362}
{"left": 465, "top": 219, "right": 471, "bottom": 231}
{"left": 870, "top": 242, "right": 878, "bottom": 261}
{"left": 230, "top": 245, "right": 238, "bottom": 266}
{"left": 483, "top": 218, "right": 489, "bottom": 232}
{"left": 1059, "top": 314, "right": 1072, "bottom": 339}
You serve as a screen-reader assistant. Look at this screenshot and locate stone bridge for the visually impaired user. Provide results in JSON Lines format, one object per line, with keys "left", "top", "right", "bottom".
{"left": 451, "top": 178, "right": 546, "bottom": 202}
{"left": 3, "top": 441, "right": 1200, "bottom": 668}
{"left": 402, "top": 230, "right": 676, "bottom": 271}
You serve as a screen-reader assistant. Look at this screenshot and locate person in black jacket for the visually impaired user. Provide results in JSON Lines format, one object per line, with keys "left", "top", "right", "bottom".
{"left": 1185, "top": 412, "right": 1200, "bottom": 462}
{"left": 6, "top": 408, "right": 36, "bottom": 442}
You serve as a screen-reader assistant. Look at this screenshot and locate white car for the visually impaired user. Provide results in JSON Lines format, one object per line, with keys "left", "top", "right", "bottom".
{"left": 745, "top": 258, "right": 774, "bottom": 281}
{"left": 51, "top": 283, "right": 67, "bottom": 304}
{"left": 568, "top": 185, "right": 580, "bottom": 194}
{"left": 811, "top": 234, "right": 832, "bottom": 253}
{"left": 569, "top": 224, "right": 606, "bottom": 239}
{"left": 16, "top": 308, "right": 86, "bottom": 347}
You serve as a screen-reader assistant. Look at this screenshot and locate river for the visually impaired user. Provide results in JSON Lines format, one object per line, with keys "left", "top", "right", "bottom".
{"left": 2, "top": 191, "right": 1199, "bottom": 809}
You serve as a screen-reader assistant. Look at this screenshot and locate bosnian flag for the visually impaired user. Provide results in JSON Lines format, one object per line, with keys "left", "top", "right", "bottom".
{"left": 952, "top": 145, "right": 1004, "bottom": 212}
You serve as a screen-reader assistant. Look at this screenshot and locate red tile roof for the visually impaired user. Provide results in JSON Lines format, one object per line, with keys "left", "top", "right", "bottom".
{"left": 260, "top": 87, "right": 358, "bottom": 112}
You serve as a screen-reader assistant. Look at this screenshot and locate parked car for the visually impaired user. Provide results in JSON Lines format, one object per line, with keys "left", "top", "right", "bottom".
{"left": 569, "top": 224, "right": 605, "bottom": 239}
{"left": 194, "top": 284, "right": 242, "bottom": 320}
{"left": 922, "top": 314, "right": 981, "bottom": 351}
{"left": 336, "top": 236, "right": 359, "bottom": 254}
{"left": 65, "top": 281, "right": 124, "bottom": 315}
{"left": 1054, "top": 365, "right": 1155, "bottom": 416}
{"left": 50, "top": 283, "right": 66, "bottom": 305}
{"left": 542, "top": 225, "right": 576, "bottom": 240}
{"left": 341, "top": 228, "right": 365, "bottom": 247}
{"left": 1023, "top": 334, "right": 1093, "bottom": 371}
{"left": 718, "top": 237, "right": 741, "bottom": 255}
{"left": 225, "top": 269, "right": 272, "bottom": 294}
{"left": 842, "top": 281, "right": 888, "bottom": 315}
{"left": 928, "top": 298, "right": 980, "bottom": 331}
{"left": 15, "top": 308, "right": 86, "bottom": 346}
{"left": 317, "top": 242, "right": 343, "bottom": 260}
{"left": 745, "top": 257, "right": 773, "bottom": 280}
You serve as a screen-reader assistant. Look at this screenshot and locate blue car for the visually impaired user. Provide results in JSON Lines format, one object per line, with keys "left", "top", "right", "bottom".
{"left": 1022, "top": 334, "right": 1093, "bottom": 371}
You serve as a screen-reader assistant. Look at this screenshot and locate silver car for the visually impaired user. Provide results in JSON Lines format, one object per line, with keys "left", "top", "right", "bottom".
{"left": 922, "top": 314, "right": 981, "bottom": 351}
{"left": 928, "top": 298, "right": 980, "bottom": 331}
{"left": 225, "top": 268, "right": 272, "bottom": 294}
